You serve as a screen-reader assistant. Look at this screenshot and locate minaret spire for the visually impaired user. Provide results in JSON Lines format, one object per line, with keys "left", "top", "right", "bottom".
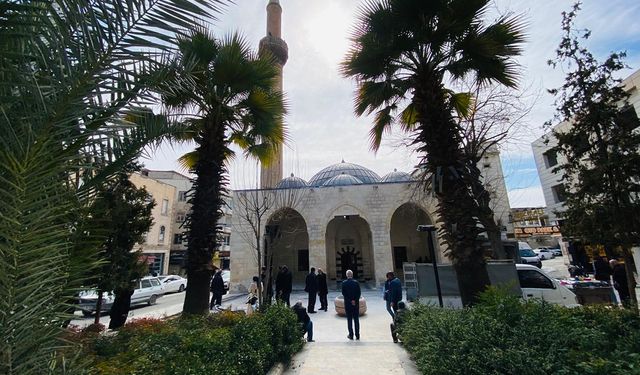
{"left": 259, "top": 0, "right": 288, "bottom": 189}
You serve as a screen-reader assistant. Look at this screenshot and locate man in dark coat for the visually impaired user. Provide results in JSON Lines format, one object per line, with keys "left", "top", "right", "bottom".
{"left": 210, "top": 269, "right": 225, "bottom": 309}
{"left": 384, "top": 271, "right": 403, "bottom": 319}
{"left": 280, "top": 265, "right": 292, "bottom": 306}
{"left": 305, "top": 267, "right": 318, "bottom": 313}
{"left": 316, "top": 268, "right": 329, "bottom": 311}
{"left": 593, "top": 256, "right": 611, "bottom": 282}
{"left": 292, "top": 300, "right": 314, "bottom": 342}
{"left": 610, "top": 259, "right": 630, "bottom": 306}
{"left": 342, "top": 269, "right": 361, "bottom": 340}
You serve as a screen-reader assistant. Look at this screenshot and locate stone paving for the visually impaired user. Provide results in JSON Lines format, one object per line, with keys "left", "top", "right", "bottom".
{"left": 280, "top": 290, "right": 420, "bottom": 375}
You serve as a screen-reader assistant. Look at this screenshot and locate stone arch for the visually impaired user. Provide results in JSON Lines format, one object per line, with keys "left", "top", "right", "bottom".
{"left": 266, "top": 207, "right": 309, "bottom": 286}
{"left": 389, "top": 202, "right": 434, "bottom": 277}
{"left": 325, "top": 213, "right": 375, "bottom": 285}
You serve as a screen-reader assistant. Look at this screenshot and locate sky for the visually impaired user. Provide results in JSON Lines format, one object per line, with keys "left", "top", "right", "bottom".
{"left": 142, "top": 0, "right": 640, "bottom": 208}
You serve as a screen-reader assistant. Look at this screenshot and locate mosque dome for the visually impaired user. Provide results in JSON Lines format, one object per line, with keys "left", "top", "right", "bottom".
{"left": 275, "top": 173, "right": 308, "bottom": 189}
{"left": 309, "top": 160, "right": 381, "bottom": 187}
{"left": 381, "top": 169, "right": 413, "bottom": 183}
{"left": 322, "top": 173, "right": 364, "bottom": 187}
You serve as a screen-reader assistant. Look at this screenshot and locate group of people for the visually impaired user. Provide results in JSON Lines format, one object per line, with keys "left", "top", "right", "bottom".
{"left": 593, "top": 256, "right": 631, "bottom": 305}
{"left": 303, "top": 267, "right": 329, "bottom": 313}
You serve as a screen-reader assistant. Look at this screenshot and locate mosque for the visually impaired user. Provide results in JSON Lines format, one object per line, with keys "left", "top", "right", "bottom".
{"left": 229, "top": 0, "right": 512, "bottom": 290}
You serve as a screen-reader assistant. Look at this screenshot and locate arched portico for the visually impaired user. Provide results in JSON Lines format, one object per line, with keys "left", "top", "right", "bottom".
{"left": 266, "top": 208, "right": 309, "bottom": 285}
{"left": 389, "top": 203, "right": 433, "bottom": 277}
{"left": 325, "top": 215, "right": 375, "bottom": 284}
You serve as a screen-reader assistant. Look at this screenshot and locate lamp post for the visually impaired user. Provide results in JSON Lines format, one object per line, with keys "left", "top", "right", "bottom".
{"left": 417, "top": 225, "right": 443, "bottom": 308}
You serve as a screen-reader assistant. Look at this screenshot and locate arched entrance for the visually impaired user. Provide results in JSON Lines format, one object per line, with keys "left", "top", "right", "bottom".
{"left": 266, "top": 208, "right": 309, "bottom": 286}
{"left": 325, "top": 215, "right": 374, "bottom": 285}
{"left": 389, "top": 203, "right": 432, "bottom": 277}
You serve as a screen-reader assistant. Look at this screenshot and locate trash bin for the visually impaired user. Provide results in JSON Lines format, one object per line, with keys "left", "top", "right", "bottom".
{"left": 572, "top": 282, "right": 614, "bottom": 305}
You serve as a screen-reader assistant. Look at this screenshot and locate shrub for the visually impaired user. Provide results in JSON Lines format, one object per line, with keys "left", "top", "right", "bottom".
{"left": 83, "top": 304, "right": 303, "bottom": 375}
{"left": 399, "top": 288, "right": 640, "bottom": 375}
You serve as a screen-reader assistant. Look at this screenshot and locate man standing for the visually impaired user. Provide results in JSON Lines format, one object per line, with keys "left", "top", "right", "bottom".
{"left": 317, "top": 268, "right": 328, "bottom": 311}
{"left": 210, "top": 269, "right": 225, "bottom": 309}
{"left": 292, "top": 300, "right": 314, "bottom": 342}
{"left": 342, "top": 269, "right": 361, "bottom": 340}
{"left": 384, "top": 271, "right": 403, "bottom": 319}
{"left": 281, "top": 265, "right": 292, "bottom": 306}
{"left": 305, "top": 267, "right": 318, "bottom": 313}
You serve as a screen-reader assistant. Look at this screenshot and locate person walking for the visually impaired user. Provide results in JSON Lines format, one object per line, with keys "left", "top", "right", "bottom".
{"left": 281, "top": 265, "right": 292, "bottom": 306}
{"left": 305, "top": 267, "right": 318, "bottom": 313}
{"left": 292, "top": 300, "right": 314, "bottom": 342}
{"left": 342, "top": 269, "right": 361, "bottom": 340}
{"left": 246, "top": 276, "right": 261, "bottom": 315}
{"left": 610, "top": 259, "right": 631, "bottom": 306}
{"left": 384, "top": 271, "right": 403, "bottom": 319}
{"left": 210, "top": 269, "right": 225, "bottom": 309}
{"left": 316, "top": 268, "right": 328, "bottom": 311}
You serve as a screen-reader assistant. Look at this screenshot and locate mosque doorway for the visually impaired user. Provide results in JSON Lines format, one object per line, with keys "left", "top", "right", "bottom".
{"left": 325, "top": 215, "right": 374, "bottom": 286}
{"left": 266, "top": 208, "right": 309, "bottom": 287}
{"left": 390, "top": 203, "right": 432, "bottom": 279}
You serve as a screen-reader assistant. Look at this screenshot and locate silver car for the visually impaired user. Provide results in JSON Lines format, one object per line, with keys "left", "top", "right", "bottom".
{"left": 77, "top": 276, "right": 165, "bottom": 316}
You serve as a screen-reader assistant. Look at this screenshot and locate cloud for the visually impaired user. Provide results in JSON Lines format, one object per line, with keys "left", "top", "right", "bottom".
{"left": 508, "top": 186, "right": 546, "bottom": 208}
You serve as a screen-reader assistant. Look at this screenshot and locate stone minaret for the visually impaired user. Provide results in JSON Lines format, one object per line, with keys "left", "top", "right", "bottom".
{"left": 259, "top": 0, "right": 288, "bottom": 189}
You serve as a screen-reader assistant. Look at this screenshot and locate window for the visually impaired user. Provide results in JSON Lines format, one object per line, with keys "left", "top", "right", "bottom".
{"left": 222, "top": 234, "right": 230, "bottom": 246}
{"left": 178, "top": 191, "right": 188, "bottom": 202}
{"left": 161, "top": 199, "right": 169, "bottom": 215}
{"left": 158, "top": 226, "right": 165, "bottom": 243}
{"left": 150, "top": 278, "right": 161, "bottom": 287}
{"left": 175, "top": 213, "right": 186, "bottom": 223}
{"left": 543, "top": 150, "right": 558, "bottom": 168}
{"left": 298, "top": 249, "right": 309, "bottom": 271}
{"left": 173, "top": 233, "right": 182, "bottom": 245}
{"left": 141, "top": 279, "right": 152, "bottom": 288}
{"left": 518, "top": 270, "right": 554, "bottom": 289}
{"left": 551, "top": 184, "right": 567, "bottom": 203}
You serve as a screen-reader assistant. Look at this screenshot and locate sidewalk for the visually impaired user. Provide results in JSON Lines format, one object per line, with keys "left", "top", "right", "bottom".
{"left": 280, "top": 290, "right": 419, "bottom": 375}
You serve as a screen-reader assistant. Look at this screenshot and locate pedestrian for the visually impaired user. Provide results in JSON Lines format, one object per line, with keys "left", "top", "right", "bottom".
{"left": 342, "top": 269, "right": 361, "bottom": 340}
{"left": 305, "top": 267, "right": 318, "bottom": 313}
{"left": 390, "top": 301, "right": 407, "bottom": 343}
{"left": 384, "top": 271, "right": 402, "bottom": 319}
{"left": 593, "top": 256, "right": 611, "bottom": 282}
{"left": 317, "top": 268, "right": 328, "bottom": 312}
{"left": 210, "top": 269, "right": 225, "bottom": 309}
{"left": 246, "top": 276, "right": 261, "bottom": 315}
{"left": 292, "top": 300, "right": 314, "bottom": 342}
{"left": 280, "top": 265, "right": 292, "bottom": 306}
{"left": 610, "top": 259, "right": 631, "bottom": 306}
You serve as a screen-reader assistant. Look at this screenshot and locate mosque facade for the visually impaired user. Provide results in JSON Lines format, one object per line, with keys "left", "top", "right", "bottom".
{"left": 228, "top": 1, "right": 513, "bottom": 290}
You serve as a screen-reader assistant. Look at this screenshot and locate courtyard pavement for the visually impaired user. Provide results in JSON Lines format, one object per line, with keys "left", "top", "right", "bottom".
{"left": 278, "top": 289, "right": 420, "bottom": 375}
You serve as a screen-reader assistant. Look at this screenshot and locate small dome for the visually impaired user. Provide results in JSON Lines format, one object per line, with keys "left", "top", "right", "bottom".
{"left": 309, "top": 160, "right": 381, "bottom": 186}
{"left": 381, "top": 169, "right": 412, "bottom": 183}
{"left": 275, "top": 173, "right": 308, "bottom": 189}
{"left": 322, "top": 173, "right": 363, "bottom": 187}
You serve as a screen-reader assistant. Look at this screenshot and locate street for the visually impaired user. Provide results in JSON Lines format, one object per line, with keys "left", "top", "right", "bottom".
{"left": 69, "top": 291, "right": 247, "bottom": 329}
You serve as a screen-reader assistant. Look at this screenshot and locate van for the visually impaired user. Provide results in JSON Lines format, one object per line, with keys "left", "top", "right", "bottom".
{"left": 516, "top": 264, "right": 579, "bottom": 307}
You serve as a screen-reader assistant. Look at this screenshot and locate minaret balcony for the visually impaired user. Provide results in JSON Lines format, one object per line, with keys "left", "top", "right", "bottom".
{"left": 259, "top": 35, "right": 289, "bottom": 66}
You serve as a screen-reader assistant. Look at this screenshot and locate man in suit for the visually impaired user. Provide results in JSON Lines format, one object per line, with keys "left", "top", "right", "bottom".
{"left": 316, "top": 268, "right": 329, "bottom": 311}
{"left": 305, "top": 267, "right": 318, "bottom": 313}
{"left": 277, "top": 265, "right": 292, "bottom": 306}
{"left": 341, "top": 269, "right": 361, "bottom": 340}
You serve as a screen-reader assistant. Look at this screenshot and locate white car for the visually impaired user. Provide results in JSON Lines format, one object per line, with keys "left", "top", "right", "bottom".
{"left": 516, "top": 264, "right": 579, "bottom": 307}
{"left": 158, "top": 275, "right": 187, "bottom": 293}
{"left": 77, "top": 276, "right": 165, "bottom": 316}
{"left": 533, "top": 248, "right": 555, "bottom": 260}
{"left": 221, "top": 270, "right": 230, "bottom": 292}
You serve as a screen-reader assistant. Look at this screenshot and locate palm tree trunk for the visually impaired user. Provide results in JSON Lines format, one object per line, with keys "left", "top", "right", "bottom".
{"left": 414, "top": 81, "right": 491, "bottom": 306}
{"left": 183, "top": 122, "right": 227, "bottom": 315}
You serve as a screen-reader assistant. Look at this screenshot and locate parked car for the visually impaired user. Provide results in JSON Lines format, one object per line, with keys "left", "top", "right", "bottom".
{"left": 533, "top": 248, "right": 555, "bottom": 260}
{"left": 518, "top": 248, "right": 542, "bottom": 268}
{"left": 158, "top": 274, "right": 187, "bottom": 293}
{"left": 516, "top": 264, "right": 579, "bottom": 307}
{"left": 77, "top": 276, "right": 165, "bottom": 317}
{"left": 221, "top": 270, "right": 230, "bottom": 292}
{"left": 549, "top": 247, "right": 562, "bottom": 257}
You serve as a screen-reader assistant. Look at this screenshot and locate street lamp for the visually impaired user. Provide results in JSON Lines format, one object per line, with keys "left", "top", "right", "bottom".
{"left": 417, "top": 225, "right": 443, "bottom": 308}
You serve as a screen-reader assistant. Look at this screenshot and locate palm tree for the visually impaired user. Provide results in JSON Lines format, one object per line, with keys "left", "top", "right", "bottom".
{"left": 163, "top": 30, "right": 287, "bottom": 315}
{"left": 342, "top": 0, "right": 524, "bottom": 306}
{"left": 0, "top": 1, "right": 219, "bottom": 373}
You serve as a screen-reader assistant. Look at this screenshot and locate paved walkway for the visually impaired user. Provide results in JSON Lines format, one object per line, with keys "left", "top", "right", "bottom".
{"left": 280, "top": 290, "right": 419, "bottom": 375}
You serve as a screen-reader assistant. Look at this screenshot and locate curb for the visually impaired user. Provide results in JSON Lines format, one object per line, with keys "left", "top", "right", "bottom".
{"left": 266, "top": 362, "right": 285, "bottom": 375}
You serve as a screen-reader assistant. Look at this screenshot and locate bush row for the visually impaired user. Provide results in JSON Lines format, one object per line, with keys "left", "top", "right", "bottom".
{"left": 71, "top": 304, "right": 304, "bottom": 375}
{"left": 399, "top": 288, "right": 640, "bottom": 375}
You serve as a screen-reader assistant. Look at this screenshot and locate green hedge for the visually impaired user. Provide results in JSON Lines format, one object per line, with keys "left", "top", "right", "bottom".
{"left": 76, "top": 304, "right": 303, "bottom": 375}
{"left": 399, "top": 288, "right": 640, "bottom": 375}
